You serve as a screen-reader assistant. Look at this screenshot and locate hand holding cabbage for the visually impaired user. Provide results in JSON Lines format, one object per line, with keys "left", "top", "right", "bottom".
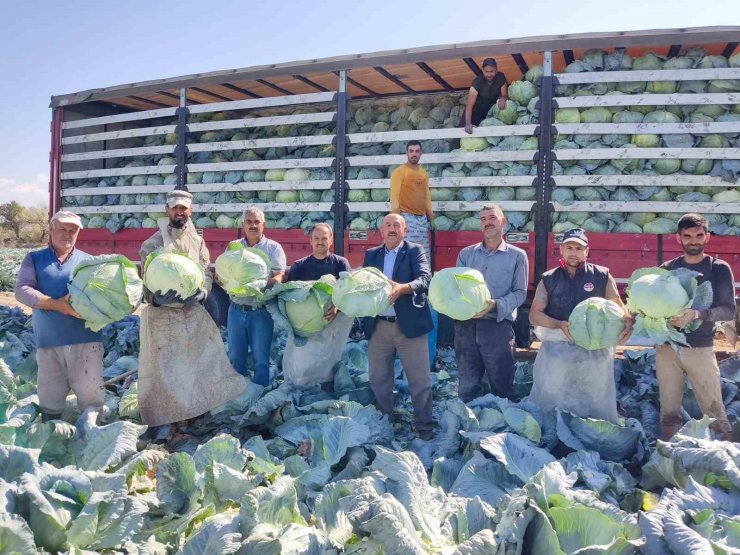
{"left": 215, "top": 242, "right": 271, "bottom": 299}
{"left": 143, "top": 249, "right": 205, "bottom": 307}
{"left": 429, "top": 267, "right": 491, "bottom": 320}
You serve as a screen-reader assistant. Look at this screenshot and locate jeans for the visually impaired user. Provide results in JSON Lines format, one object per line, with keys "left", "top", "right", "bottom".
{"left": 227, "top": 304, "right": 274, "bottom": 386}
{"left": 454, "top": 318, "right": 515, "bottom": 402}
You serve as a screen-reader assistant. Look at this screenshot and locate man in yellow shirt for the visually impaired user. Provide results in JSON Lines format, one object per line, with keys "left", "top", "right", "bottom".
{"left": 390, "top": 140, "right": 434, "bottom": 257}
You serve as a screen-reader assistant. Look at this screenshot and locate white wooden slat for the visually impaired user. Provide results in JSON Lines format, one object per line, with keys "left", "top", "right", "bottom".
{"left": 348, "top": 176, "right": 535, "bottom": 189}
{"left": 187, "top": 112, "right": 335, "bottom": 132}
{"left": 554, "top": 121, "right": 740, "bottom": 135}
{"left": 188, "top": 135, "right": 335, "bottom": 152}
{"left": 348, "top": 201, "right": 534, "bottom": 212}
{"left": 555, "top": 68, "right": 740, "bottom": 85}
{"left": 72, "top": 201, "right": 333, "bottom": 215}
{"left": 553, "top": 201, "right": 740, "bottom": 214}
{"left": 347, "top": 125, "right": 538, "bottom": 144}
{"left": 553, "top": 174, "right": 738, "bottom": 187}
{"left": 62, "top": 124, "right": 177, "bottom": 145}
{"left": 347, "top": 151, "right": 536, "bottom": 166}
{"left": 553, "top": 147, "right": 740, "bottom": 161}
{"left": 61, "top": 145, "right": 175, "bottom": 162}
{"left": 555, "top": 92, "right": 739, "bottom": 108}
{"left": 61, "top": 180, "right": 334, "bottom": 197}
{"left": 62, "top": 107, "right": 178, "bottom": 130}
{"left": 187, "top": 92, "right": 337, "bottom": 114}
{"left": 61, "top": 165, "right": 176, "bottom": 180}
{"left": 188, "top": 158, "right": 333, "bottom": 172}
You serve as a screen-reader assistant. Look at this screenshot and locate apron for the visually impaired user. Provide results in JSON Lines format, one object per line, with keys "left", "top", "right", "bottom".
{"left": 138, "top": 219, "right": 246, "bottom": 426}
{"left": 528, "top": 326, "right": 618, "bottom": 423}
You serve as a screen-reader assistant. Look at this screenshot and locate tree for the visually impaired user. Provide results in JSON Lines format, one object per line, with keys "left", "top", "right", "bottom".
{"left": 0, "top": 201, "right": 25, "bottom": 241}
{"left": 20, "top": 206, "right": 49, "bottom": 245}
{"left": 0, "top": 202, "right": 49, "bottom": 246}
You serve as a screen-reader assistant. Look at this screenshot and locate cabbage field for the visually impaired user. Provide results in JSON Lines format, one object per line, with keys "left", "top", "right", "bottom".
{"left": 60, "top": 47, "right": 739, "bottom": 237}
{"left": 1, "top": 303, "right": 739, "bottom": 554}
{"left": 0, "top": 248, "right": 31, "bottom": 292}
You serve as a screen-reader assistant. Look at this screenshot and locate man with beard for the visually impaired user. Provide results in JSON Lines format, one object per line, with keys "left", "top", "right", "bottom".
{"left": 454, "top": 204, "right": 528, "bottom": 402}
{"left": 363, "top": 213, "right": 435, "bottom": 440}
{"left": 226, "top": 206, "right": 286, "bottom": 386}
{"left": 528, "top": 228, "right": 632, "bottom": 422}
{"left": 389, "top": 140, "right": 433, "bottom": 257}
{"left": 462, "top": 58, "right": 508, "bottom": 134}
{"left": 137, "top": 189, "right": 245, "bottom": 427}
{"left": 655, "top": 213, "right": 735, "bottom": 440}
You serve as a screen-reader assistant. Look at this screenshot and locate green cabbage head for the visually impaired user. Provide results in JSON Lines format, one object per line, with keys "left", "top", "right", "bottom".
{"left": 69, "top": 254, "right": 143, "bottom": 331}
{"left": 429, "top": 267, "right": 491, "bottom": 320}
{"left": 568, "top": 297, "right": 626, "bottom": 350}
{"left": 272, "top": 276, "right": 335, "bottom": 337}
{"left": 332, "top": 267, "right": 391, "bottom": 317}
{"left": 144, "top": 249, "right": 205, "bottom": 300}
{"left": 215, "top": 242, "right": 271, "bottom": 297}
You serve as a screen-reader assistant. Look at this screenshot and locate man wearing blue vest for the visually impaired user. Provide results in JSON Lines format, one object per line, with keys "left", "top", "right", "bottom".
{"left": 15, "top": 211, "right": 104, "bottom": 420}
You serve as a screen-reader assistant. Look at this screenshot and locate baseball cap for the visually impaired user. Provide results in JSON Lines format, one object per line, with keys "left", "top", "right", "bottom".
{"left": 50, "top": 210, "right": 83, "bottom": 229}
{"left": 482, "top": 57, "right": 497, "bottom": 68}
{"left": 562, "top": 228, "right": 588, "bottom": 246}
{"left": 166, "top": 190, "right": 192, "bottom": 209}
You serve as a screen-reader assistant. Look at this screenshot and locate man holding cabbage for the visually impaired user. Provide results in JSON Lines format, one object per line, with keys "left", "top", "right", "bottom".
{"left": 655, "top": 214, "right": 734, "bottom": 441}
{"left": 15, "top": 210, "right": 105, "bottom": 420}
{"left": 137, "top": 189, "right": 245, "bottom": 426}
{"left": 454, "top": 204, "right": 528, "bottom": 403}
{"left": 528, "top": 228, "right": 632, "bottom": 422}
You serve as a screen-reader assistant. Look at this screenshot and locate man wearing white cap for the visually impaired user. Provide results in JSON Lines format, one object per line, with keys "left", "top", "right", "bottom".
{"left": 15, "top": 210, "right": 105, "bottom": 420}
{"left": 137, "top": 188, "right": 245, "bottom": 427}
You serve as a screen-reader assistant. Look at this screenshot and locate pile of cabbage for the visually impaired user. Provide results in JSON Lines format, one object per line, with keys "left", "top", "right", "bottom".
{"left": 550, "top": 48, "right": 740, "bottom": 236}
{"left": 1, "top": 303, "right": 740, "bottom": 553}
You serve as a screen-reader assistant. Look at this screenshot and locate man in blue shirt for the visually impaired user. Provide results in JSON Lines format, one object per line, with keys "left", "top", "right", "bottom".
{"left": 455, "top": 204, "right": 529, "bottom": 402}
{"left": 15, "top": 211, "right": 104, "bottom": 420}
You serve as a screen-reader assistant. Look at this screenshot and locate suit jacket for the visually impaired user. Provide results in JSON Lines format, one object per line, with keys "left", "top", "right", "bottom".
{"left": 362, "top": 240, "right": 434, "bottom": 340}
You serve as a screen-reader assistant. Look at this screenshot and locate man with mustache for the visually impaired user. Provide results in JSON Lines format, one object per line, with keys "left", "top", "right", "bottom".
{"left": 362, "top": 213, "right": 435, "bottom": 440}
{"left": 138, "top": 188, "right": 245, "bottom": 428}
{"left": 454, "top": 204, "right": 528, "bottom": 402}
{"left": 226, "top": 206, "right": 286, "bottom": 386}
{"left": 655, "top": 213, "right": 735, "bottom": 441}
{"left": 528, "top": 228, "right": 632, "bottom": 422}
{"left": 389, "top": 140, "right": 433, "bottom": 257}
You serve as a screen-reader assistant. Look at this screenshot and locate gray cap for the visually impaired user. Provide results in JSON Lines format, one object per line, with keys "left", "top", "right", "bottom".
{"left": 166, "top": 190, "right": 192, "bottom": 208}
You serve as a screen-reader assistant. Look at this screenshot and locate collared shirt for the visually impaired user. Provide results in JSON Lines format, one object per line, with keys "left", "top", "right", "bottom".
{"left": 456, "top": 240, "right": 529, "bottom": 322}
{"left": 379, "top": 243, "right": 403, "bottom": 317}
{"left": 231, "top": 235, "right": 286, "bottom": 306}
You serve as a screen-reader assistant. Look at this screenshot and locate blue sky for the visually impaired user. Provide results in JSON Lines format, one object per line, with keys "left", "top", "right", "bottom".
{"left": 0, "top": 0, "right": 736, "bottom": 206}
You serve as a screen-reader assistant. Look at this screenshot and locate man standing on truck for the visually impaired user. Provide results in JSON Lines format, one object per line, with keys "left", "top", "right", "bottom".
{"left": 226, "top": 206, "right": 286, "bottom": 387}
{"left": 15, "top": 211, "right": 105, "bottom": 421}
{"left": 363, "top": 213, "right": 435, "bottom": 440}
{"left": 281, "top": 223, "right": 353, "bottom": 388}
{"left": 655, "top": 213, "right": 735, "bottom": 441}
{"left": 527, "top": 228, "right": 632, "bottom": 422}
{"left": 138, "top": 188, "right": 245, "bottom": 427}
{"left": 455, "top": 204, "right": 528, "bottom": 402}
{"left": 462, "top": 58, "right": 508, "bottom": 134}
{"left": 390, "top": 140, "right": 433, "bottom": 257}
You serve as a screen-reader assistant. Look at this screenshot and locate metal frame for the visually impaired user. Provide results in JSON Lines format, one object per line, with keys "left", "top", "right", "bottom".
{"left": 534, "top": 51, "right": 554, "bottom": 283}
{"left": 49, "top": 107, "right": 64, "bottom": 216}
{"left": 176, "top": 88, "right": 189, "bottom": 188}
{"left": 334, "top": 71, "right": 349, "bottom": 254}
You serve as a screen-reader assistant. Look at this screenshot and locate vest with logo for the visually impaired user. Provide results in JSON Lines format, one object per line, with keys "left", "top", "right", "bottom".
{"left": 542, "top": 262, "right": 610, "bottom": 321}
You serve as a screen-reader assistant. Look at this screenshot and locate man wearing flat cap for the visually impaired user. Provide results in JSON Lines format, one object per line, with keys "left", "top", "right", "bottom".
{"left": 528, "top": 228, "right": 632, "bottom": 422}
{"left": 137, "top": 188, "right": 245, "bottom": 428}
{"left": 16, "top": 210, "right": 105, "bottom": 420}
{"left": 462, "top": 58, "right": 509, "bottom": 134}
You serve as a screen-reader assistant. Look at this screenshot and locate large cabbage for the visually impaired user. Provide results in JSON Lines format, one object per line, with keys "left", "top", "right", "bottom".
{"left": 215, "top": 242, "right": 271, "bottom": 298}
{"left": 69, "top": 254, "right": 143, "bottom": 332}
{"left": 332, "top": 267, "right": 391, "bottom": 317}
{"left": 459, "top": 137, "right": 489, "bottom": 152}
{"left": 428, "top": 267, "right": 491, "bottom": 320}
{"left": 271, "top": 276, "right": 335, "bottom": 337}
{"left": 143, "top": 249, "right": 205, "bottom": 300}
{"left": 568, "top": 297, "right": 626, "bottom": 350}
{"left": 626, "top": 267, "right": 714, "bottom": 346}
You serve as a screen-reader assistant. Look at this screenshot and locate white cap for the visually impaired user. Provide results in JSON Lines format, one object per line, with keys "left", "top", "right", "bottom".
{"left": 50, "top": 210, "right": 83, "bottom": 229}
{"left": 166, "top": 190, "right": 193, "bottom": 208}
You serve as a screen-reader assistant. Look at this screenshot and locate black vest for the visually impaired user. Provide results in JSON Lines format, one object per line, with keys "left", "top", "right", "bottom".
{"left": 542, "top": 262, "right": 610, "bottom": 321}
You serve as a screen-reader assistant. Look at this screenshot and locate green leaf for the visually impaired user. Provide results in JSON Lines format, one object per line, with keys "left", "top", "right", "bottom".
{"left": 0, "top": 444, "right": 39, "bottom": 482}
{"left": 477, "top": 433, "right": 556, "bottom": 483}
{"left": 74, "top": 420, "right": 146, "bottom": 471}
{"left": 156, "top": 452, "right": 201, "bottom": 515}
{"left": 0, "top": 513, "right": 37, "bottom": 555}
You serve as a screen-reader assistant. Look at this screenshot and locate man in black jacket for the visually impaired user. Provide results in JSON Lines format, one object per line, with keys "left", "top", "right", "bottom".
{"left": 656, "top": 213, "right": 735, "bottom": 441}
{"left": 363, "top": 213, "right": 434, "bottom": 439}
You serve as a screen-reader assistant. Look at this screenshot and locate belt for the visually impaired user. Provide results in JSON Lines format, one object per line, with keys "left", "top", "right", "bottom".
{"left": 232, "top": 303, "right": 262, "bottom": 312}
{"left": 376, "top": 315, "right": 397, "bottom": 322}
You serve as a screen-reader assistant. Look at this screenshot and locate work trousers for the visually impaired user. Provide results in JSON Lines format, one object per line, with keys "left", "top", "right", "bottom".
{"left": 455, "top": 318, "right": 515, "bottom": 402}
{"left": 227, "top": 304, "right": 274, "bottom": 386}
{"left": 36, "top": 341, "right": 105, "bottom": 414}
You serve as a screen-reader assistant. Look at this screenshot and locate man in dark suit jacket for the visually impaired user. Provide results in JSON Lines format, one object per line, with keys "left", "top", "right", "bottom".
{"left": 363, "top": 213, "right": 435, "bottom": 440}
